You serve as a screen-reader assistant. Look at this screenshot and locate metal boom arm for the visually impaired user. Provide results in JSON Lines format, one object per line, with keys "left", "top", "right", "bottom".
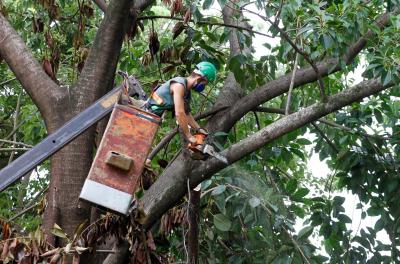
{"left": 0, "top": 76, "right": 145, "bottom": 192}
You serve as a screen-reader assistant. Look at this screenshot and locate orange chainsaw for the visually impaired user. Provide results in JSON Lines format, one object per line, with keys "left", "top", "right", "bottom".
{"left": 188, "top": 132, "right": 228, "bottom": 164}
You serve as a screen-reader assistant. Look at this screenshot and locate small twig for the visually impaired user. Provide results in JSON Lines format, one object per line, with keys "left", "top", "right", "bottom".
{"left": 137, "top": 15, "right": 274, "bottom": 38}
{"left": 8, "top": 202, "right": 39, "bottom": 222}
{"left": 253, "top": 111, "right": 260, "bottom": 130}
{"left": 285, "top": 17, "right": 301, "bottom": 115}
{"left": 241, "top": 6, "right": 327, "bottom": 102}
{"left": 273, "top": 0, "right": 284, "bottom": 25}
{"left": 282, "top": 228, "right": 312, "bottom": 264}
{"left": 0, "top": 77, "right": 17, "bottom": 86}
{"left": 285, "top": 51, "right": 299, "bottom": 115}
{"left": 217, "top": 238, "right": 232, "bottom": 253}
{"left": 0, "top": 120, "right": 26, "bottom": 147}
{"left": 0, "top": 148, "right": 31, "bottom": 152}
{"left": 318, "top": 119, "right": 391, "bottom": 140}
{"left": 9, "top": 93, "right": 22, "bottom": 164}
{"left": 311, "top": 122, "right": 339, "bottom": 153}
{"left": 24, "top": 185, "right": 49, "bottom": 210}
{"left": 0, "top": 139, "right": 33, "bottom": 148}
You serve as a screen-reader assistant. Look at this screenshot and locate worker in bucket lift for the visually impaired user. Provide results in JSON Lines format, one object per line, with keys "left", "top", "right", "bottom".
{"left": 143, "top": 61, "right": 217, "bottom": 144}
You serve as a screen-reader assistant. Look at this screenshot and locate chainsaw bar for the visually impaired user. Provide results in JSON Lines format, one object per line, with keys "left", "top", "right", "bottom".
{"left": 203, "top": 145, "right": 228, "bottom": 164}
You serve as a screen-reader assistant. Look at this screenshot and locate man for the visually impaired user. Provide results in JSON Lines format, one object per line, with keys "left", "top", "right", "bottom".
{"left": 144, "top": 61, "right": 217, "bottom": 143}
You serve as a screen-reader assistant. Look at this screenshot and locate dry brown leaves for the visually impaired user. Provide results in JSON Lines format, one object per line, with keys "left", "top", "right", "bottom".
{"left": 159, "top": 206, "right": 187, "bottom": 236}
{"left": 32, "top": 17, "right": 44, "bottom": 33}
{"left": 141, "top": 52, "right": 152, "bottom": 67}
{"left": 170, "top": 0, "right": 183, "bottom": 18}
{"left": 172, "top": 22, "right": 185, "bottom": 40}
{"left": 38, "top": 0, "right": 59, "bottom": 20}
{"left": 42, "top": 59, "right": 55, "bottom": 80}
{"left": 149, "top": 30, "right": 160, "bottom": 59}
{"left": 81, "top": 3, "right": 94, "bottom": 18}
{"left": 183, "top": 8, "right": 191, "bottom": 24}
{"left": 0, "top": 227, "right": 51, "bottom": 264}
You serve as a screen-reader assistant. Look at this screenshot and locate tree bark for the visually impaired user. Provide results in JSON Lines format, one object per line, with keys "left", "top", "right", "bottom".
{"left": 208, "top": 9, "right": 396, "bottom": 133}
{"left": 141, "top": 78, "right": 393, "bottom": 228}
{"left": 43, "top": 0, "right": 139, "bottom": 245}
{"left": 138, "top": 8, "right": 397, "bottom": 229}
{"left": 0, "top": 13, "right": 65, "bottom": 129}
{"left": 187, "top": 189, "right": 201, "bottom": 264}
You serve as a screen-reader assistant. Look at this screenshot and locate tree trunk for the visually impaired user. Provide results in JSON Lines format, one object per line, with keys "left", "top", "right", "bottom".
{"left": 187, "top": 189, "right": 201, "bottom": 264}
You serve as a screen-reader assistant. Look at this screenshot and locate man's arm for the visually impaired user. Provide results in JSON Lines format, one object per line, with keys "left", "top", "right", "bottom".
{"left": 186, "top": 113, "right": 200, "bottom": 131}
{"left": 171, "top": 83, "right": 196, "bottom": 143}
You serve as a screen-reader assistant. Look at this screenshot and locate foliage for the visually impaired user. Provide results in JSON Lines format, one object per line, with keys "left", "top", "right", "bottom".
{"left": 0, "top": 0, "right": 400, "bottom": 263}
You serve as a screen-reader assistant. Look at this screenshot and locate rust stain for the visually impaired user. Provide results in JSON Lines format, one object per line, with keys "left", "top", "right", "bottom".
{"left": 86, "top": 105, "right": 160, "bottom": 194}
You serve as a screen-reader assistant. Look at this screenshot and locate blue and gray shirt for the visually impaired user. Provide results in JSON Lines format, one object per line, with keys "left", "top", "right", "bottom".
{"left": 146, "top": 77, "right": 191, "bottom": 116}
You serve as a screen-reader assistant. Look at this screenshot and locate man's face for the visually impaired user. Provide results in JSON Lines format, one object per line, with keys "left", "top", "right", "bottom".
{"left": 193, "top": 76, "right": 208, "bottom": 92}
{"left": 196, "top": 76, "right": 208, "bottom": 86}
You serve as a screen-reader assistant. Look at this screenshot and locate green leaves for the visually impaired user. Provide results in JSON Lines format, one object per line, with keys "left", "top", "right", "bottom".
{"left": 291, "top": 188, "right": 310, "bottom": 201}
{"left": 211, "top": 185, "right": 226, "bottom": 196}
{"left": 286, "top": 179, "right": 298, "bottom": 193}
{"left": 298, "top": 226, "right": 314, "bottom": 240}
{"left": 248, "top": 197, "right": 261, "bottom": 208}
{"left": 227, "top": 54, "right": 246, "bottom": 84}
{"left": 213, "top": 214, "right": 231, "bottom": 232}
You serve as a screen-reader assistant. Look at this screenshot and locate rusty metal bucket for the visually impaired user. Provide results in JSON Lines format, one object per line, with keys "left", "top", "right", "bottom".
{"left": 79, "top": 104, "right": 160, "bottom": 214}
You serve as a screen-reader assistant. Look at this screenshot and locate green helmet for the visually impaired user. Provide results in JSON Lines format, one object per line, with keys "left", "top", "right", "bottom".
{"left": 194, "top": 61, "right": 217, "bottom": 82}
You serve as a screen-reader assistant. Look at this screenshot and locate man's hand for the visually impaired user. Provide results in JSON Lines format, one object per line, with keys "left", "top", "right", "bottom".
{"left": 187, "top": 135, "right": 197, "bottom": 144}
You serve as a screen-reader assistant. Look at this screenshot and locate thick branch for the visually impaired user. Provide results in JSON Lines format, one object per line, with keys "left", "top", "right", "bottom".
{"left": 212, "top": 9, "right": 397, "bottom": 132}
{"left": 193, "top": 79, "right": 391, "bottom": 180}
{"left": 141, "top": 78, "right": 392, "bottom": 228}
{"left": 148, "top": 105, "right": 229, "bottom": 160}
{"left": 255, "top": 107, "right": 391, "bottom": 140}
{"left": 92, "top": 0, "right": 107, "bottom": 12}
{"left": 139, "top": 4, "right": 397, "bottom": 233}
{"left": 0, "top": 14, "right": 64, "bottom": 123}
{"left": 76, "top": 0, "right": 133, "bottom": 107}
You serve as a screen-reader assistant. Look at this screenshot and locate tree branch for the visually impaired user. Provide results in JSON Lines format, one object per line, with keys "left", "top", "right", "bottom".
{"left": 138, "top": 4, "right": 398, "bottom": 233}
{"left": 148, "top": 105, "right": 229, "bottom": 161}
{"left": 92, "top": 0, "right": 107, "bottom": 12}
{"left": 0, "top": 120, "right": 26, "bottom": 148}
{"left": 215, "top": 8, "right": 397, "bottom": 133}
{"left": 140, "top": 78, "right": 393, "bottom": 228}
{"left": 0, "top": 77, "right": 16, "bottom": 86}
{"left": 0, "top": 139, "right": 33, "bottom": 148}
{"left": 76, "top": 0, "right": 133, "bottom": 107}
{"left": 137, "top": 15, "right": 274, "bottom": 38}
{"left": 0, "top": 14, "right": 64, "bottom": 122}
{"left": 8, "top": 92, "right": 22, "bottom": 164}
{"left": 285, "top": 51, "right": 299, "bottom": 115}
{"left": 0, "top": 148, "right": 30, "bottom": 152}
{"left": 254, "top": 107, "right": 391, "bottom": 141}
{"left": 311, "top": 122, "right": 339, "bottom": 153}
